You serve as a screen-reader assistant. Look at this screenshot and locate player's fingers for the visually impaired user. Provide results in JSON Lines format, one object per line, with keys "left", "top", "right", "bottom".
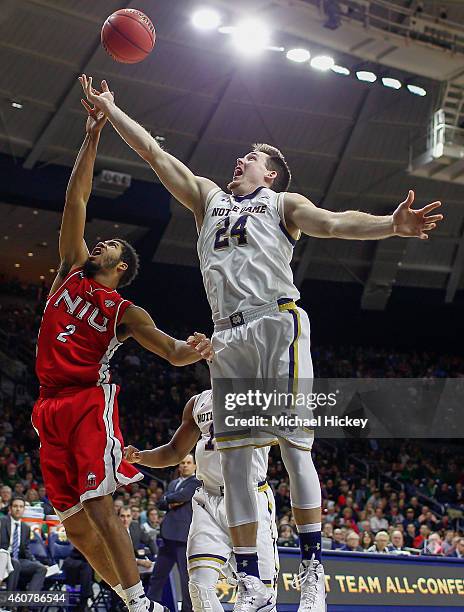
{"left": 186, "top": 335, "right": 197, "bottom": 346}
{"left": 101, "top": 79, "right": 111, "bottom": 93}
{"left": 195, "top": 340, "right": 210, "bottom": 352}
{"left": 419, "top": 232, "right": 429, "bottom": 240}
{"left": 194, "top": 332, "right": 206, "bottom": 339}
{"left": 423, "top": 223, "right": 436, "bottom": 231}
{"left": 420, "top": 201, "right": 442, "bottom": 214}
{"left": 422, "top": 214, "right": 443, "bottom": 223}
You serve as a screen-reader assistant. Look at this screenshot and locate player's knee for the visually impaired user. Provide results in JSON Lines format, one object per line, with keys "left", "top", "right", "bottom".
{"left": 188, "top": 580, "right": 217, "bottom": 612}
{"left": 82, "top": 497, "right": 114, "bottom": 530}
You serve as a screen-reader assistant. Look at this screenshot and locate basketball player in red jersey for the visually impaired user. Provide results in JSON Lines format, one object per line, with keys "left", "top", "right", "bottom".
{"left": 32, "top": 102, "right": 213, "bottom": 612}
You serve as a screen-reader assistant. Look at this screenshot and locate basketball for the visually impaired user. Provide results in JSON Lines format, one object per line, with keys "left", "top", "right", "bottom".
{"left": 101, "top": 9, "right": 155, "bottom": 64}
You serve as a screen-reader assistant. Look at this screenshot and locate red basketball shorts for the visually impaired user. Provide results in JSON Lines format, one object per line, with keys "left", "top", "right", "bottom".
{"left": 32, "top": 382, "right": 143, "bottom": 521}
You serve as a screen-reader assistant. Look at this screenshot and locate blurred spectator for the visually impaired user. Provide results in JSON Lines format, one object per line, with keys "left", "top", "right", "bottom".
{"left": 341, "top": 531, "right": 363, "bottom": 552}
{"left": 414, "top": 525, "right": 431, "bottom": 550}
{"left": 0, "top": 497, "right": 47, "bottom": 592}
{"left": 421, "top": 533, "right": 444, "bottom": 556}
{"left": 360, "top": 531, "right": 374, "bottom": 551}
{"left": 275, "top": 483, "right": 291, "bottom": 515}
{"left": 370, "top": 508, "right": 389, "bottom": 533}
{"left": 367, "top": 531, "right": 390, "bottom": 554}
{"left": 118, "top": 506, "right": 156, "bottom": 574}
{"left": 442, "top": 530, "right": 456, "bottom": 556}
{"left": 62, "top": 547, "right": 94, "bottom": 612}
{"left": 447, "top": 537, "right": 464, "bottom": 559}
{"left": 387, "top": 530, "right": 409, "bottom": 555}
{"left": 141, "top": 508, "right": 161, "bottom": 544}
{"left": 331, "top": 528, "right": 345, "bottom": 550}
{"left": 277, "top": 524, "right": 299, "bottom": 548}
{"left": 404, "top": 523, "right": 418, "bottom": 548}
{"left": 0, "top": 485, "right": 12, "bottom": 515}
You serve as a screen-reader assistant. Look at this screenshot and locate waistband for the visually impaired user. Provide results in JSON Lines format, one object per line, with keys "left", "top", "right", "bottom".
{"left": 214, "top": 298, "right": 297, "bottom": 332}
{"left": 39, "top": 383, "right": 116, "bottom": 399}
{"left": 200, "top": 480, "right": 269, "bottom": 496}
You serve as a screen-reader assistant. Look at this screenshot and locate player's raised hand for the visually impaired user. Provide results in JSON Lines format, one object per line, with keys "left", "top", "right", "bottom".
{"left": 79, "top": 74, "right": 115, "bottom": 113}
{"left": 81, "top": 97, "right": 107, "bottom": 136}
{"left": 124, "top": 445, "right": 141, "bottom": 464}
{"left": 186, "top": 332, "right": 214, "bottom": 362}
{"left": 393, "top": 190, "right": 443, "bottom": 240}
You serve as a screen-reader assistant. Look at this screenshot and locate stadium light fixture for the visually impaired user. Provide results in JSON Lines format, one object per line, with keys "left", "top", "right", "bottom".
{"left": 11, "top": 101, "right": 23, "bottom": 109}
{"left": 287, "top": 48, "right": 311, "bottom": 63}
{"left": 356, "top": 70, "right": 377, "bottom": 83}
{"left": 310, "top": 55, "right": 335, "bottom": 71}
{"left": 232, "top": 19, "right": 271, "bottom": 55}
{"left": 331, "top": 64, "right": 350, "bottom": 76}
{"left": 407, "top": 84, "right": 427, "bottom": 97}
{"left": 192, "top": 8, "right": 221, "bottom": 30}
{"left": 382, "top": 77, "right": 402, "bottom": 90}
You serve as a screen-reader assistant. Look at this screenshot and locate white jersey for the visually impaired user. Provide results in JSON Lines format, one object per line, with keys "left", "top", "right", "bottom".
{"left": 192, "top": 390, "right": 269, "bottom": 490}
{"left": 197, "top": 187, "right": 300, "bottom": 321}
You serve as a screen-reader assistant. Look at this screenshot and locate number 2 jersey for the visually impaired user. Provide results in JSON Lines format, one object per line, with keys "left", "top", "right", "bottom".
{"left": 192, "top": 389, "right": 269, "bottom": 490}
{"left": 197, "top": 186, "right": 300, "bottom": 322}
{"left": 35, "top": 267, "right": 132, "bottom": 390}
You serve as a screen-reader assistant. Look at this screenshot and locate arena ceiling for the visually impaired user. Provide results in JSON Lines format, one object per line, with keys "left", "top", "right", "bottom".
{"left": 1, "top": 0, "right": 464, "bottom": 307}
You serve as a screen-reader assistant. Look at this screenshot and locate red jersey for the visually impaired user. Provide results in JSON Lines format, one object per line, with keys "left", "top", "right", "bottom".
{"left": 36, "top": 268, "right": 132, "bottom": 390}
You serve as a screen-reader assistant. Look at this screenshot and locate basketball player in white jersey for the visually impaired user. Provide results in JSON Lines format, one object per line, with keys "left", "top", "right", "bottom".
{"left": 81, "top": 75, "right": 443, "bottom": 612}
{"left": 124, "top": 389, "right": 278, "bottom": 612}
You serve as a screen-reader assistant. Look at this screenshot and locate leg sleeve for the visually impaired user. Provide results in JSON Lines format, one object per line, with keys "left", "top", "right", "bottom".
{"left": 279, "top": 439, "right": 321, "bottom": 510}
{"left": 221, "top": 446, "right": 259, "bottom": 527}
{"left": 189, "top": 567, "right": 224, "bottom": 612}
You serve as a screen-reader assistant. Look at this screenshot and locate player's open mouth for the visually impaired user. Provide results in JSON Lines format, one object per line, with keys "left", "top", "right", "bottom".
{"left": 233, "top": 167, "right": 243, "bottom": 178}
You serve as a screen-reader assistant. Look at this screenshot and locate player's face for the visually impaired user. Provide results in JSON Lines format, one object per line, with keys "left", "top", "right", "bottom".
{"left": 227, "top": 151, "right": 273, "bottom": 193}
{"left": 89, "top": 239, "right": 123, "bottom": 268}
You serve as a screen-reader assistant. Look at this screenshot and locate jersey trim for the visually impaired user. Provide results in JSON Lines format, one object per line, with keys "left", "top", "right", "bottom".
{"left": 46, "top": 268, "right": 83, "bottom": 304}
{"left": 277, "top": 192, "right": 301, "bottom": 244}
{"left": 204, "top": 187, "right": 223, "bottom": 213}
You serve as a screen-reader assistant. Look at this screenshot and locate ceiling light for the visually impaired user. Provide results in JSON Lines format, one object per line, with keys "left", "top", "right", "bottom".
{"left": 356, "top": 70, "right": 377, "bottom": 83}
{"left": 287, "top": 48, "right": 310, "bottom": 63}
{"left": 49, "top": 268, "right": 56, "bottom": 273}
{"left": 11, "top": 101, "right": 23, "bottom": 109}
{"left": 33, "top": 210, "right": 38, "bottom": 215}
{"left": 14, "top": 263, "right": 20, "bottom": 268}
{"left": 3, "top": 236, "right": 8, "bottom": 240}
{"left": 407, "top": 84, "right": 427, "bottom": 97}
{"left": 382, "top": 77, "right": 402, "bottom": 90}
{"left": 192, "top": 8, "right": 221, "bottom": 30}
{"left": 40, "top": 275, "right": 45, "bottom": 280}
{"left": 18, "top": 223, "right": 23, "bottom": 228}
{"left": 331, "top": 64, "right": 350, "bottom": 76}
{"left": 114, "top": 224, "right": 119, "bottom": 229}
{"left": 310, "top": 55, "right": 335, "bottom": 71}
{"left": 27, "top": 252, "right": 33, "bottom": 257}
{"left": 154, "top": 135, "right": 165, "bottom": 144}
{"left": 232, "top": 19, "right": 271, "bottom": 55}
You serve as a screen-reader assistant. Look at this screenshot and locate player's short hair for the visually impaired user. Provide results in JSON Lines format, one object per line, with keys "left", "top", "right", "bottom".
{"left": 252, "top": 143, "right": 291, "bottom": 192}
{"left": 115, "top": 238, "right": 140, "bottom": 288}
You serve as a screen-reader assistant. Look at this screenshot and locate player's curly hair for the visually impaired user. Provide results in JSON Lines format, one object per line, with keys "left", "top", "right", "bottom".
{"left": 115, "top": 238, "right": 140, "bottom": 288}
{"left": 252, "top": 143, "right": 291, "bottom": 192}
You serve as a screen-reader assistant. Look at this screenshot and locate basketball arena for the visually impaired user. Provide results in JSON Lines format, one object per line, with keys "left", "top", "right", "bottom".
{"left": 0, "top": 1, "right": 463, "bottom": 611}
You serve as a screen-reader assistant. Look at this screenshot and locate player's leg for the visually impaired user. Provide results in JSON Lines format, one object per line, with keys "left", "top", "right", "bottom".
{"left": 62, "top": 506, "right": 127, "bottom": 604}
{"left": 187, "top": 488, "right": 233, "bottom": 612}
{"left": 279, "top": 440, "right": 325, "bottom": 611}
{"left": 256, "top": 484, "right": 279, "bottom": 594}
{"left": 188, "top": 568, "right": 223, "bottom": 612}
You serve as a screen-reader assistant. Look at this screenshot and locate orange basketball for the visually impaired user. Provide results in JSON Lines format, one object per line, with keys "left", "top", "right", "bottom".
{"left": 101, "top": 9, "right": 156, "bottom": 64}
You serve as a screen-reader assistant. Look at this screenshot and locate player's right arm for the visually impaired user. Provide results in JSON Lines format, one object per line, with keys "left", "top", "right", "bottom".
{"left": 79, "top": 75, "right": 217, "bottom": 222}
{"left": 125, "top": 396, "right": 200, "bottom": 467}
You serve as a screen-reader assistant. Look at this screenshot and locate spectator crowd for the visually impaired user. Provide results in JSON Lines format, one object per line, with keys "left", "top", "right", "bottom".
{"left": 0, "top": 276, "right": 463, "bottom": 605}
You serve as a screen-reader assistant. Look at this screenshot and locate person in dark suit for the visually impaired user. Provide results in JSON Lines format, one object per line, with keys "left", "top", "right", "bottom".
{"left": 447, "top": 537, "right": 464, "bottom": 559}
{"left": 62, "top": 548, "right": 94, "bottom": 612}
{"left": 0, "top": 496, "right": 47, "bottom": 592}
{"left": 119, "top": 506, "right": 157, "bottom": 574}
{"left": 148, "top": 455, "right": 200, "bottom": 612}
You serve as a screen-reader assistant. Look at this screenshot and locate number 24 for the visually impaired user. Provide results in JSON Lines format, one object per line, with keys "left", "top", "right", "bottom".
{"left": 214, "top": 214, "right": 249, "bottom": 250}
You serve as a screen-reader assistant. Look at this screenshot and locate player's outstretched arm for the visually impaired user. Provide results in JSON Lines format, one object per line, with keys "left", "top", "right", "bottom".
{"left": 125, "top": 396, "right": 200, "bottom": 467}
{"left": 284, "top": 191, "right": 443, "bottom": 241}
{"left": 58, "top": 103, "right": 107, "bottom": 276}
{"left": 79, "top": 75, "right": 217, "bottom": 219}
{"left": 120, "top": 305, "right": 214, "bottom": 365}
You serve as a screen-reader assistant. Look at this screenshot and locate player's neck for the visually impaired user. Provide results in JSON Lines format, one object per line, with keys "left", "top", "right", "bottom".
{"left": 230, "top": 182, "right": 266, "bottom": 197}
{"left": 93, "top": 270, "right": 119, "bottom": 290}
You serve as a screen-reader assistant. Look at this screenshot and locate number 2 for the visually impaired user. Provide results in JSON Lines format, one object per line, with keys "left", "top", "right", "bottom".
{"left": 56, "top": 324, "right": 76, "bottom": 343}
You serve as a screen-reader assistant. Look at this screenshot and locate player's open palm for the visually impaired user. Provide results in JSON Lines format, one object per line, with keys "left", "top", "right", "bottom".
{"left": 124, "top": 445, "right": 141, "bottom": 464}
{"left": 393, "top": 190, "right": 443, "bottom": 240}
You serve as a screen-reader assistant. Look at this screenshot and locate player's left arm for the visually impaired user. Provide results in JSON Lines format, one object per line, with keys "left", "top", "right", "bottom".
{"left": 57, "top": 103, "right": 107, "bottom": 278}
{"left": 119, "top": 306, "right": 213, "bottom": 365}
{"left": 284, "top": 190, "right": 443, "bottom": 240}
